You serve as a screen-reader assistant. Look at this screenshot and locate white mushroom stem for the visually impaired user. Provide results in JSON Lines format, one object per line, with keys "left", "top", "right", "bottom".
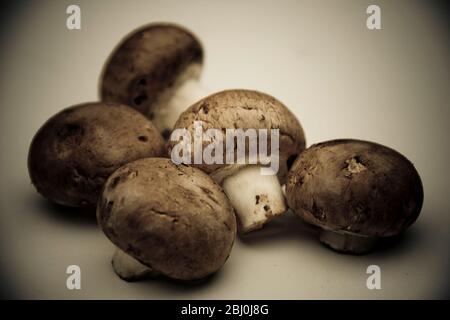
{"left": 111, "top": 247, "right": 159, "bottom": 281}
{"left": 319, "top": 230, "right": 378, "bottom": 254}
{"left": 217, "top": 166, "right": 286, "bottom": 233}
{"left": 153, "top": 64, "right": 209, "bottom": 135}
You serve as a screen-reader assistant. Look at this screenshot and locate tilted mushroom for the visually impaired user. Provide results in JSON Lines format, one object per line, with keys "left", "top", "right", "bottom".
{"left": 286, "top": 139, "right": 424, "bottom": 254}
{"left": 28, "top": 102, "right": 165, "bottom": 207}
{"left": 97, "top": 158, "right": 237, "bottom": 281}
{"left": 100, "top": 23, "right": 208, "bottom": 138}
{"left": 168, "top": 89, "right": 306, "bottom": 233}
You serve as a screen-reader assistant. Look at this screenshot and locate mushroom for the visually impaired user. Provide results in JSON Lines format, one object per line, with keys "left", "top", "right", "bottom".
{"left": 97, "top": 157, "right": 237, "bottom": 281}
{"left": 100, "top": 23, "right": 208, "bottom": 138}
{"left": 168, "top": 89, "right": 306, "bottom": 233}
{"left": 286, "top": 139, "right": 424, "bottom": 254}
{"left": 111, "top": 247, "right": 159, "bottom": 281}
{"left": 28, "top": 102, "right": 165, "bottom": 207}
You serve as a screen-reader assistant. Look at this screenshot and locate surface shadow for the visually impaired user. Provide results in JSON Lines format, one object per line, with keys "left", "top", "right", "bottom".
{"left": 136, "top": 267, "right": 224, "bottom": 294}
{"left": 238, "top": 208, "right": 432, "bottom": 259}
{"left": 238, "top": 210, "right": 319, "bottom": 246}
{"left": 30, "top": 193, "right": 98, "bottom": 226}
{"left": 374, "top": 229, "right": 421, "bottom": 255}
{"left": 316, "top": 220, "right": 429, "bottom": 258}
{"left": 369, "top": 216, "right": 430, "bottom": 258}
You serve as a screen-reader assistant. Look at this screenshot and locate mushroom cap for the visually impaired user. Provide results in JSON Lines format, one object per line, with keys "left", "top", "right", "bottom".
{"left": 286, "top": 139, "right": 424, "bottom": 237}
{"left": 97, "top": 158, "right": 237, "bottom": 281}
{"left": 100, "top": 23, "right": 203, "bottom": 117}
{"left": 28, "top": 102, "right": 165, "bottom": 207}
{"left": 168, "top": 89, "right": 306, "bottom": 182}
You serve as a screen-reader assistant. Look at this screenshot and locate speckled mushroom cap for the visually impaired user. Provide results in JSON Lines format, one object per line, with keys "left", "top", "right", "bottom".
{"left": 28, "top": 102, "right": 165, "bottom": 207}
{"left": 97, "top": 158, "right": 237, "bottom": 281}
{"left": 286, "top": 139, "right": 424, "bottom": 237}
{"left": 100, "top": 23, "right": 203, "bottom": 119}
{"left": 168, "top": 89, "right": 306, "bottom": 182}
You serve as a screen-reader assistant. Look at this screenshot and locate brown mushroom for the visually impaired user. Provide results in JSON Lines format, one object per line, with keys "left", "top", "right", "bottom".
{"left": 168, "top": 89, "right": 306, "bottom": 233}
{"left": 28, "top": 102, "right": 165, "bottom": 208}
{"left": 100, "top": 23, "right": 207, "bottom": 138}
{"left": 97, "top": 158, "right": 237, "bottom": 281}
{"left": 286, "top": 139, "right": 424, "bottom": 254}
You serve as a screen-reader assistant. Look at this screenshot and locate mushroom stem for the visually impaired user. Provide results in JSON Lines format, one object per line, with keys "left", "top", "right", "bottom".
{"left": 319, "top": 230, "right": 378, "bottom": 254}
{"left": 111, "top": 247, "right": 159, "bottom": 281}
{"left": 220, "top": 166, "right": 286, "bottom": 233}
{"left": 153, "top": 64, "right": 209, "bottom": 136}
